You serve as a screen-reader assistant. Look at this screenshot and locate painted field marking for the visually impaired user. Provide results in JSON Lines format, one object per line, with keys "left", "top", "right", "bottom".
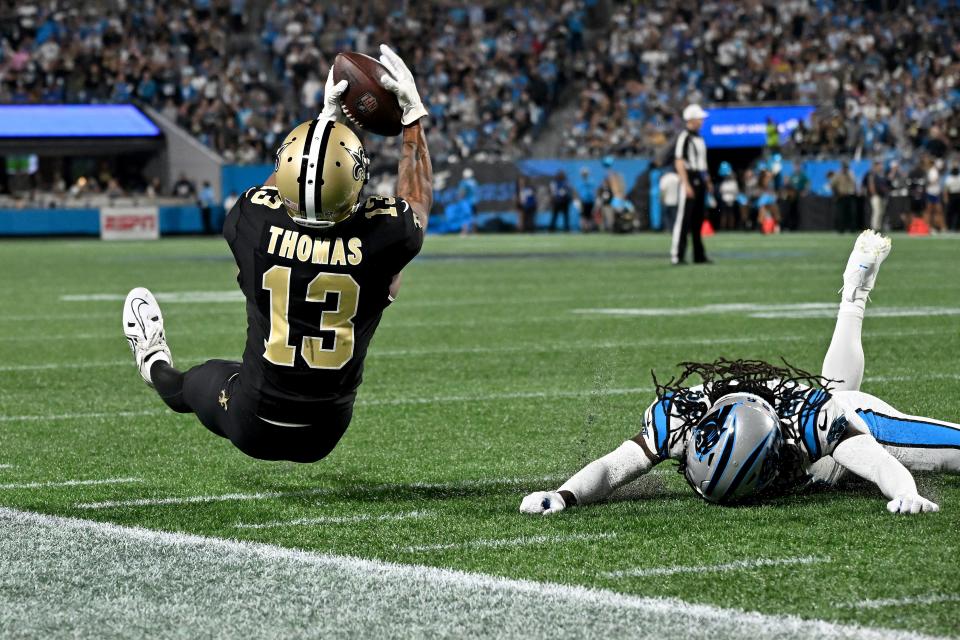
{"left": 0, "top": 386, "right": 647, "bottom": 423}
{"left": 236, "top": 510, "right": 434, "bottom": 530}
{"left": 0, "top": 409, "right": 162, "bottom": 423}
{"left": 0, "top": 477, "right": 142, "bottom": 490}
{"left": 0, "top": 507, "right": 943, "bottom": 640}
{"left": 839, "top": 594, "right": 960, "bottom": 610}
{"left": 0, "top": 464, "right": 13, "bottom": 470}
{"left": 603, "top": 556, "right": 828, "bottom": 579}
{"left": 0, "top": 327, "right": 945, "bottom": 373}
{"left": 75, "top": 475, "right": 567, "bottom": 511}
{"left": 399, "top": 532, "right": 616, "bottom": 553}
{"left": 574, "top": 303, "right": 960, "bottom": 320}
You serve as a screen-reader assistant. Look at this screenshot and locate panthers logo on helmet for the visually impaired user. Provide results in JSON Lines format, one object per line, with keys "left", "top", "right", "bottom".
{"left": 693, "top": 404, "right": 733, "bottom": 461}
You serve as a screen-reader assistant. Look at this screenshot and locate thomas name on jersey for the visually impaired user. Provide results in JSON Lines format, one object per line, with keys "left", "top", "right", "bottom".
{"left": 264, "top": 225, "right": 363, "bottom": 266}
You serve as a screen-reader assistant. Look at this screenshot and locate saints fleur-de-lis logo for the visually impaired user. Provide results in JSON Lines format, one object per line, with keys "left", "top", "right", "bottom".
{"left": 344, "top": 145, "right": 368, "bottom": 183}
{"left": 274, "top": 140, "right": 292, "bottom": 172}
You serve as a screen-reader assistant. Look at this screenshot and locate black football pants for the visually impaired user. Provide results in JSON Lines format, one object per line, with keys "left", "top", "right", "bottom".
{"left": 151, "top": 360, "right": 352, "bottom": 463}
{"left": 671, "top": 177, "right": 707, "bottom": 263}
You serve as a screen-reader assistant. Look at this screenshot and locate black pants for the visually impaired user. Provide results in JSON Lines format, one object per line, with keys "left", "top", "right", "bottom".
{"left": 152, "top": 360, "right": 352, "bottom": 463}
{"left": 550, "top": 200, "right": 571, "bottom": 231}
{"left": 948, "top": 197, "right": 960, "bottom": 231}
{"left": 671, "top": 178, "right": 707, "bottom": 263}
{"left": 834, "top": 195, "right": 857, "bottom": 232}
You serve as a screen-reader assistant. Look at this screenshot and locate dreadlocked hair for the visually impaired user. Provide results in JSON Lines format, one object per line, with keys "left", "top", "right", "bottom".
{"left": 652, "top": 357, "right": 838, "bottom": 437}
{"left": 658, "top": 358, "right": 839, "bottom": 495}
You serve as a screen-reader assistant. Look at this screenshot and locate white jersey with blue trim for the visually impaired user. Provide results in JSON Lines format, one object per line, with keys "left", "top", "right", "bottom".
{"left": 638, "top": 380, "right": 851, "bottom": 471}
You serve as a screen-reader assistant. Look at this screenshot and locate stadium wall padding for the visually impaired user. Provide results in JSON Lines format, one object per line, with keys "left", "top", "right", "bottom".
{"left": 0, "top": 206, "right": 208, "bottom": 236}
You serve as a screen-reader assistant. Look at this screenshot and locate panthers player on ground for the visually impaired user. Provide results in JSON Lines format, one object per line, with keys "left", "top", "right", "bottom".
{"left": 121, "top": 45, "right": 432, "bottom": 462}
{"left": 521, "top": 231, "right": 959, "bottom": 515}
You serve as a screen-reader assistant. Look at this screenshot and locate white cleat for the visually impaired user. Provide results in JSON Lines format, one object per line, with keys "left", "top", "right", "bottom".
{"left": 841, "top": 230, "right": 891, "bottom": 302}
{"left": 122, "top": 287, "right": 172, "bottom": 387}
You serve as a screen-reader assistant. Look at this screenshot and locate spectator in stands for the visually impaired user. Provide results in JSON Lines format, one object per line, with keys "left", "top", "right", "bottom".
{"left": 575, "top": 167, "right": 597, "bottom": 232}
{"left": 906, "top": 162, "right": 928, "bottom": 231}
{"left": 945, "top": 167, "right": 960, "bottom": 232}
{"left": 516, "top": 176, "right": 537, "bottom": 232}
{"left": 198, "top": 181, "right": 216, "bottom": 234}
{"left": 864, "top": 161, "right": 890, "bottom": 232}
{"left": 659, "top": 167, "right": 680, "bottom": 233}
{"left": 458, "top": 168, "right": 479, "bottom": 218}
{"left": 783, "top": 166, "right": 809, "bottom": 232}
{"left": 829, "top": 162, "right": 857, "bottom": 233}
{"left": 549, "top": 171, "right": 572, "bottom": 232}
{"left": 925, "top": 158, "right": 945, "bottom": 232}
{"left": 173, "top": 174, "right": 197, "bottom": 201}
{"left": 223, "top": 190, "right": 240, "bottom": 216}
{"left": 599, "top": 156, "right": 627, "bottom": 233}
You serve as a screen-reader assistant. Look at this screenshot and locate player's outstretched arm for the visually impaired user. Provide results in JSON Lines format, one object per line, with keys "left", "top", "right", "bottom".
{"left": 379, "top": 44, "right": 432, "bottom": 230}
{"left": 832, "top": 414, "right": 939, "bottom": 515}
{"left": 520, "top": 438, "right": 657, "bottom": 515}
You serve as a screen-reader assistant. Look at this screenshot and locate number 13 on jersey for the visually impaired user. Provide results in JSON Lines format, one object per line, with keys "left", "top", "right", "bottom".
{"left": 261, "top": 266, "right": 360, "bottom": 369}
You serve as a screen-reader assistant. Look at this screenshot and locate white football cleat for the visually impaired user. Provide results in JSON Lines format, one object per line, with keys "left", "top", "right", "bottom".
{"left": 122, "top": 287, "right": 172, "bottom": 387}
{"left": 841, "top": 230, "right": 891, "bottom": 302}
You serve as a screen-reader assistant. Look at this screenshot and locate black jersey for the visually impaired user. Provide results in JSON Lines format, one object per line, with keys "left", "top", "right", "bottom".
{"left": 223, "top": 186, "right": 423, "bottom": 423}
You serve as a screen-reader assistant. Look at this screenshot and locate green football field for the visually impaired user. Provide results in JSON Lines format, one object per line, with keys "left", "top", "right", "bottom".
{"left": 0, "top": 232, "right": 958, "bottom": 639}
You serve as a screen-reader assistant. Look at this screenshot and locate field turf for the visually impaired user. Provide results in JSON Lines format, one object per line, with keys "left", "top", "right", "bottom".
{"left": 0, "top": 232, "right": 958, "bottom": 638}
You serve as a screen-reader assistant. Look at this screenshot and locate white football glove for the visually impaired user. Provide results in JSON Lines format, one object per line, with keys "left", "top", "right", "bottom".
{"left": 520, "top": 491, "right": 567, "bottom": 515}
{"left": 319, "top": 67, "right": 348, "bottom": 122}
{"left": 886, "top": 493, "right": 939, "bottom": 515}
{"left": 378, "top": 43, "right": 428, "bottom": 126}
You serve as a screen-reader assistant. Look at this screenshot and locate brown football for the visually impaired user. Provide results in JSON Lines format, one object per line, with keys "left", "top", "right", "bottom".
{"left": 333, "top": 52, "right": 404, "bottom": 137}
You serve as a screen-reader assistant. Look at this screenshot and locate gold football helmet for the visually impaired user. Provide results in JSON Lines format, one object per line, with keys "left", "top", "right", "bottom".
{"left": 273, "top": 117, "right": 368, "bottom": 228}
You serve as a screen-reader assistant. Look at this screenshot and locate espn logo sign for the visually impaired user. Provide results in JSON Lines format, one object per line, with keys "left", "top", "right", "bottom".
{"left": 100, "top": 207, "right": 159, "bottom": 241}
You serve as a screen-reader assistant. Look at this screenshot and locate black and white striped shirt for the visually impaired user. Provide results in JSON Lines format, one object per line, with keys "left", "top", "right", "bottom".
{"left": 675, "top": 130, "right": 708, "bottom": 174}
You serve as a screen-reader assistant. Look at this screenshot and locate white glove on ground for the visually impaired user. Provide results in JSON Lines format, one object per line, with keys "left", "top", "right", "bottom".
{"left": 886, "top": 494, "right": 939, "bottom": 515}
{"left": 378, "top": 44, "right": 428, "bottom": 126}
{"left": 520, "top": 491, "right": 567, "bottom": 515}
{"left": 319, "top": 67, "right": 348, "bottom": 121}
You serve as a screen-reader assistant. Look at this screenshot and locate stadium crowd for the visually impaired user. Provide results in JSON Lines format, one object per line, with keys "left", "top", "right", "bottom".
{"left": 568, "top": 0, "right": 960, "bottom": 161}
{"left": 0, "top": 0, "right": 586, "bottom": 167}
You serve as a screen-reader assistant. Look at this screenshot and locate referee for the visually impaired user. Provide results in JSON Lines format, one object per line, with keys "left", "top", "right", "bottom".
{"left": 671, "top": 104, "right": 711, "bottom": 265}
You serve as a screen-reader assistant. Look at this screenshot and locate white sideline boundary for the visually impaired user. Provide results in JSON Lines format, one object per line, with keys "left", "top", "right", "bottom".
{"left": 235, "top": 510, "right": 434, "bottom": 529}
{"left": 604, "top": 556, "right": 828, "bottom": 578}
{"left": 0, "top": 477, "right": 141, "bottom": 490}
{"left": 840, "top": 594, "right": 960, "bottom": 610}
{"left": 0, "top": 507, "right": 946, "bottom": 640}
{"left": 399, "top": 532, "right": 616, "bottom": 553}
{"left": 75, "top": 475, "right": 567, "bottom": 510}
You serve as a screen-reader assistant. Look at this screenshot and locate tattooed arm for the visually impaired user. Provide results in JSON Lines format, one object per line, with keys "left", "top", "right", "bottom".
{"left": 396, "top": 120, "right": 432, "bottom": 231}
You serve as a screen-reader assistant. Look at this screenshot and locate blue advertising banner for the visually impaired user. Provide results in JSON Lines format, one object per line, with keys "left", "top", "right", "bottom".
{"left": 702, "top": 105, "right": 815, "bottom": 149}
{"left": 0, "top": 105, "right": 161, "bottom": 138}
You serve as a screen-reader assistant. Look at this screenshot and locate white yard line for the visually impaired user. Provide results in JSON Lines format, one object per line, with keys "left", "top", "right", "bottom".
{"left": 604, "top": 556, "right": 828, "bottom": 579}
{"left": 75, "top": 475, "right": 566, "bottom": 510}
{"left": 0, "top": 409, "right": 162, "bottom": 423}
{"left": 840, "top": 594, "right": 960, "bottom": 610}
{"left": 0, "top": 327, "right": 945, "bottom": 372}
{"left": 0, "top": 464, "right": 13, "bottom": 470}
{"left": 574, "top": 303, "right": 960, "bottom": 319}
{"left": 236, "top": 510, "right": 434, "bottom": 529}
{"left": 0, "top": 477, "right": 141, "bottom": 490}
{"left": 0, "top": 387, "right": 649, "bottom": 423}
{"left": 399, "top": 532, "right": 616, "bottom": 553}
{"left": 0, "top": 507, "right": 943, "bottom": 640}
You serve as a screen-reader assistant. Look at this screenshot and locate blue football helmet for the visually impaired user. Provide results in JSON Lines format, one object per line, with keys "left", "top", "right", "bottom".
{"left": 683, "top": 393, "right": 782, "bottom": 504}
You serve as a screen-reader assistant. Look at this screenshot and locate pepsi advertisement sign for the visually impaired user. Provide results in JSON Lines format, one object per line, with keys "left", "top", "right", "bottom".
{"left": 701, "top": 105, "right": 816, "bottom": 148}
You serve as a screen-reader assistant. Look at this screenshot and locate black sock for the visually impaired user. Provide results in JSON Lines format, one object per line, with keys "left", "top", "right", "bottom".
{"left": 150, "top": 361, "right": 191, "bottom": 413}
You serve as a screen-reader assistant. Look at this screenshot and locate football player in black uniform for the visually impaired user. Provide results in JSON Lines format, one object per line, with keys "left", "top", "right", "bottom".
{"left": 122, "top": 45, "right": 432, "bottom": 462}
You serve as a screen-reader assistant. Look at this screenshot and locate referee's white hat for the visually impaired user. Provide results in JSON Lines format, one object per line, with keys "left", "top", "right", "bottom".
{"left": 682, "top": 104, "right": 708, "bottom": 121}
